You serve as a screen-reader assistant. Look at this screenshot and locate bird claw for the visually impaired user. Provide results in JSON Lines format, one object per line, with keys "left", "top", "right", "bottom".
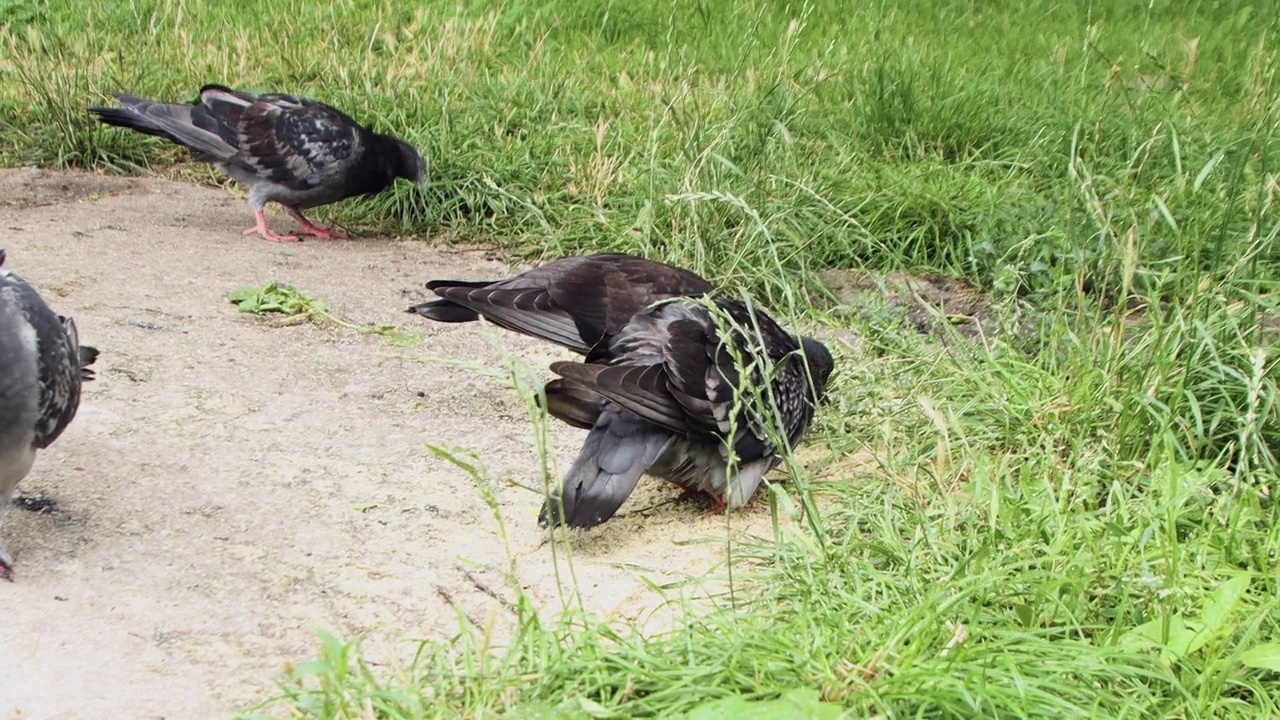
{"left": 672, "top": 485, "right": 727, "bottom": 514}
{"left": 242, "top": 226, "right": 300, "bottom": 243}
{"left": 0, "top": 558, "right": 13, "bottom": 582}
{"left": 284, "top": 207, "right": 349, "bottom": 239}
{"left": 296, "top": 225, "right": 348, "bottom": 240}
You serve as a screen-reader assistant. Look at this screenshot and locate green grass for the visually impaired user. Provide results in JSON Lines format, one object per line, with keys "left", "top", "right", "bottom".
{"left": 5, "top": 0, "right": 1280, "bottom": 717}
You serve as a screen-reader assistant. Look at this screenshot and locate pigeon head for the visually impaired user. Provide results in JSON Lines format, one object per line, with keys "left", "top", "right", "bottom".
{"left": 799, "top": 336, "right": 835, "bottom": 404}
{"left": 386, "top": 135, "right": 425, "bottom": 185}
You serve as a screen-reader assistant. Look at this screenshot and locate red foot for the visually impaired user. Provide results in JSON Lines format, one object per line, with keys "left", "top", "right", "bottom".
{"left": 285, "top": 207, "right": 349, "bottom": 239}
{"left": 296, "top": 223, "right": 349, "bottom": 240}
{"left": 1, "top": 562, "right": 13, "bottom": 582}
{"left": 243, "top": 209, "right": 299, "bottom": 242}
{"left": 672, "top": 484, "right": 728, "bottom": 514}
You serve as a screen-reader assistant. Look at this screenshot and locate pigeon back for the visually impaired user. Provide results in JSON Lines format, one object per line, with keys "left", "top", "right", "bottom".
{"left": 410, "top": 253, "right": 714, "bottom": 355}
{"left": 0, "top": 264, "right": 91, "bottom": 450}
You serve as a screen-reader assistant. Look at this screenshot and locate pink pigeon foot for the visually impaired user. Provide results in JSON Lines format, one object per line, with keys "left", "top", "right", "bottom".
{"left": 243, "top": 210, "right": 299, "bottom": 242}
{"left": 284, "top": 207, "right": 349, "bottom": 239}
{"left": 672, "top": 484, "right": 726, "bottom": 514}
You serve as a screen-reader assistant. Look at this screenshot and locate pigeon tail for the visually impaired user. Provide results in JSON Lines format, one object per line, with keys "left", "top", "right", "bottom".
{"left": 405, "top": 299, "right": 481, "bottom": 323}
{"left": 407, "top": 280, "right": 499, "bottom": 322}
{"left": 538, "top": 407, "right": 674, "bottom": 529}
{"left": 87, "top": 105, "right": 183, "bottom": 143}
{"left": 78, "top": 345, "right": 100, "bottom": 381}
{"left": 88, "top": 95, "right": 236, "bottom": 160}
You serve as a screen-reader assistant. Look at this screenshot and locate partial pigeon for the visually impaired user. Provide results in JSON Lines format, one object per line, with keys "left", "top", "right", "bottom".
{"left": 542, "top": 296, "right": 834, "bottom": 528}
{"left": 0, "top": 250, "right": 99, "bottom": 579}
{"left": 88, "top": 84, "right": 424, "bottom": 242}
{"left": 408, "top": 252, "right": 833, "bottom": 528}
{"left": 407, "top": 252, "right": 714, "bottom": 355}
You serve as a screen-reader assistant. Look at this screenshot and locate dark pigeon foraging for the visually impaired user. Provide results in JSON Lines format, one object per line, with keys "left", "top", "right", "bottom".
{"left": 88, "top": 85, "right": 424, "bottom": 242}
{"left": 542, "top": 296, "right": 834, "bottom": 529}
{"left": 409, "top": 252, "right": 833, "bottom": 529}
{"left": 0, "top": 250, "right": 99, "bottom": 580}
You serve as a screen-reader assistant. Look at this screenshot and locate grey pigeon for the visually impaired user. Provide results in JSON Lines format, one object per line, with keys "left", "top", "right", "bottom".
{"left": 0, "top": 250, "right": 99, "bottom": 580}
{"left": 542, "top": 296, "right": 834, "bottom": 528}
{"left": 88, "top": 84, "right": 424, "bottom": 242}
{"left": 408, "top": 252, "right": 832, "bottom": 528}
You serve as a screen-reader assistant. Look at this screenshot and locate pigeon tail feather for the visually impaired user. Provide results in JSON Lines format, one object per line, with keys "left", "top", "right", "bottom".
{"left": 539, "top": 408, "right": 674, "bottom": 529}
{"left": 88, "top": 97, "right": 235, "bottom": 160}
{"left": 87, "top": 106, "right": 182, "bottom": 143}
{"left": 405, "top": 299, "right": 481, "bottom": 323}
{"left": 78, "top": 345, "right": 100, "bottom": 381}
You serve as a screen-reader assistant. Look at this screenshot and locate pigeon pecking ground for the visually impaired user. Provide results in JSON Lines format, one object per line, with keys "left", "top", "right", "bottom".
{"left": 411, "top": 254, "right": 834, "bottom": 529}
{"left": 89, "top": 85, "right": 424, "bottom": 242}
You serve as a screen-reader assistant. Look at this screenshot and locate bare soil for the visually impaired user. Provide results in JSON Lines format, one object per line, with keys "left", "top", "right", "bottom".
{"left": 0, "top": 169, "right": 817, "bottom": 720}
{"left": 820, "top": 267, "right": 996, "bottom": 342}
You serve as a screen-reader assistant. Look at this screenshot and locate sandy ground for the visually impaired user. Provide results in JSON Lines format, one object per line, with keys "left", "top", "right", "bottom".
{"left": 0, "top": 168, "right": 820, "bottom": 720}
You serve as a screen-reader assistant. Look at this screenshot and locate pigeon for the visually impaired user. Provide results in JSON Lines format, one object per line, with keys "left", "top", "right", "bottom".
{"left": 0, "top": 250, "right": 99, "bottom": 579}
{"left": 407, "top": 252, "right": 714, "bottom": 355}
{"left": 408, "top": 252, "right": 832, "bottom": 528}
{"left": 88, "top": 84, "right": 424, "bottom": 242}
{"left": 540, "top": 296, "right": 834, "bottom": 528}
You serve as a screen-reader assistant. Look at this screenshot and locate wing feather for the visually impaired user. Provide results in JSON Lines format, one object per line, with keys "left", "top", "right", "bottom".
{"left": 413, "top": 254, "right": 714, "bottom": 354}
{"left": 0, "top": 270, "right": 87, "bottom": 449}
{"left": 433, "top": 285, "right": 587, "bottom": 351}
{"left": 231, "top": 96, "right": 363, "bottom": 191}
{"left": 551, "top": 361, "right": 691, "bottom": 434}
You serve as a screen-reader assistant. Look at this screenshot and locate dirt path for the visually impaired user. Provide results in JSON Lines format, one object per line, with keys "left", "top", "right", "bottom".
{"left": 0, "top": 169, "right": 802, "bottom": 720}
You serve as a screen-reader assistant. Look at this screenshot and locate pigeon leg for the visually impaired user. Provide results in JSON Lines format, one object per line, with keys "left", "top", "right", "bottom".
{"left": 672, "top": 484, "right": 727, "bottom": 514}
{"left": 0, "top": 504, "right": 12, "bottom": 582}
{"left": 708, "top": 494, "right": 728, "bottom": 514}
{"left": 242, "top": 209, "right": 299, "bottom": 243}
{"left": 284, "top": 207, "right": 349, "bottom": 239}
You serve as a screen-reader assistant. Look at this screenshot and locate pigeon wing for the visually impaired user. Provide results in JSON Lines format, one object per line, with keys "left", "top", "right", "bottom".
{"left": 0, "top": 271, "right": 86, "bottom": 449}
{"left": 551, "top": 361, "right": 693, "bottom": 435}
{"left": 33, "top": 314, "right": 86, "bottom": 449}
{"left": 543, "top": 378, "right": 606, "bottom": 431}
{"left": 429, "top": 283, "right": 588, "bottom": 352}
{"left": 215, "top": 89, "right": 365, "bottom": 192}
{"left": 416, "top": 254, "right": 714, "bottom": 355}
